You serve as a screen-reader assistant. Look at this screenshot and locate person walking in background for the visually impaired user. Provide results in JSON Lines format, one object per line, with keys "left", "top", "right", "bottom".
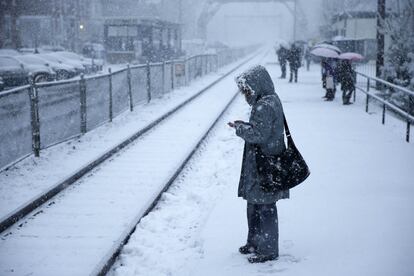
{"left": 288, "top": 42, "right": 302, "bottom": 83}
{"left": 337, "top": 59, "right": 355, "bottom": 105}
{"left": 228, "top": 65, "right": 289, "bottom": 263}
{"left": 276, "top": 45, "right": 289, "bottom": 79}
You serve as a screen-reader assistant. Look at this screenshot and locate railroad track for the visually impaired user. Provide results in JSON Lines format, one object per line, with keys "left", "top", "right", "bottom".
{"left": 0, "top": 50, "right": 267, "bottom": 276}
{"left": 0, "top": 52, "right": 258, "bottom": 234}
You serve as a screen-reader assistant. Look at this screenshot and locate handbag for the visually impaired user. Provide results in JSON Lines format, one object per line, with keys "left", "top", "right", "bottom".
{"left": 255, "top": 115, "right": 310, "bottom": 193}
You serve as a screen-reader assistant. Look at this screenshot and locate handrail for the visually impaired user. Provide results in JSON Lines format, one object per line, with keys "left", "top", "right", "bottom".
{"left": 0, "top": 84, "right": 30, "bottom": 98}
{"left": 355, "top": 71, "right": 414, "bottom": 142}
{"left": 357, "top": 71, "right": 414, "bottom": 97}
{"left": 355, "top": 86, "right": 414, "bottom": 124}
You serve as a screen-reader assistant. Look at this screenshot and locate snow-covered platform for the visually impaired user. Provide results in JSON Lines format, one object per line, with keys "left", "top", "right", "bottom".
{"left": 109, "top": 63, "right": 414, "bottom": 276}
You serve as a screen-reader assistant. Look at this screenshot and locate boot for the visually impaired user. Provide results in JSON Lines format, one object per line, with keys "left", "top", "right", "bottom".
{"left": 248, "top": 254, "right": 278, "bottom": 263}
{"left": 239, "top": 244, "right": 256, "bottom": 255}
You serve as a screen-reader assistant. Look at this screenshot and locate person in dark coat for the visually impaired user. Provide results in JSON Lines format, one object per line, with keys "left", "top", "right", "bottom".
{"left": 228, "top": 65, "right": 289, "bottom": 263}
{"left": 337, "top": 60, "right": 355, "bottom": 105}
{"left": 276, "top": 46, "right": 289, "bottom": 79}
{"left": 321, "top": 58, "right": 337, "bottom": 101}
{"left": 287, "top": 43, "right": 302, "bottom": 83}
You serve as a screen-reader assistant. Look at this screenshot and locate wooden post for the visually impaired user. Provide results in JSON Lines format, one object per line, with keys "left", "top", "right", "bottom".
{"left": 146, "top": 61, "right": 152, "bottom": 103}
{"left": 108, "top": 68, "right": 113, "bottom": 122}
{"left": 162, "top": 61, "right": 166, "bottom": 94}
{"left": 376, "top": 0, "right": 386, "bottom": 82}
{"left": 171, "top": 60, "right": 175, "bottom": 90}
{"left": 29, "top": 76, "right": 40, "bottom": 157}
{"left": 127, "top": 64, "right": 133, "bottom": 111}
{"left": 79, "top": 74, "right": 87, "bottom": 134}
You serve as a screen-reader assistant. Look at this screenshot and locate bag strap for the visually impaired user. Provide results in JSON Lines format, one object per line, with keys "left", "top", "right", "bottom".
{"left": 283, "top": 114, "right": 296, "bottom": 149}
{"left": 255, "top": 114, "right": 297, "bottom": 154}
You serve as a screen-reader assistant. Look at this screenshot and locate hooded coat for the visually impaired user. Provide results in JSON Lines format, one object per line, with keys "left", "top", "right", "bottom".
{"left": 235, "top": 65, "right": 289, "bottom": 204}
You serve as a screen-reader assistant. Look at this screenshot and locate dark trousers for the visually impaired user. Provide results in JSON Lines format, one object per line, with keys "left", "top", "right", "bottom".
{"left": 246, "top": 203, "right": 279, "bottom": 257}
{"left": 280, "top": 62, "right": 286, "bottom": 78}
{"left": 342, "top": 88, "right": 354, "bottom": 104}
{"left": 289, "top": 67, "right": 298, "bottom": 82}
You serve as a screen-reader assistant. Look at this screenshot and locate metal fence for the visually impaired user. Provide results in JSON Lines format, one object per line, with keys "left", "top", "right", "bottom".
{"left": 355, "top": 72, "right": 414, "bottom": 142}
{"left": 0, "top": 47, "right": 255, "bottom": 170}
{"left": 356, "top": 61, "right": 376, "bottom": 78}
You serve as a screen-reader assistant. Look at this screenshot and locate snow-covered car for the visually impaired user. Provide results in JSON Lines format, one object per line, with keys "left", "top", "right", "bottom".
{"left": 82, "top": 43, "right": 106, "bottom": 60}
{"left": 15, "top": 54, "right": 77, "bottom": 80}
{"left": 39, "top": 53, "right": 86, "bottom": 75}
{"left": 0, "top": 55, "right": 55, "bottom": 89}
{"left": 54, "top": 51, "right": 104, "bottom": 72}
{"left": 0, "top": 49, "right": 21, "bottom": 56}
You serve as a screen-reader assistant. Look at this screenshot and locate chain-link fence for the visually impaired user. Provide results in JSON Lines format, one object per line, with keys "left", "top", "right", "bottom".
{"left": 0, "top": 47, "right": 257, "bottom": 170}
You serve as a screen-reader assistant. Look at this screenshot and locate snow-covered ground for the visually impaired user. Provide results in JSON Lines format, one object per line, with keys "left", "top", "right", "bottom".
{"left": 109, "top": 62, "right": 414, "bottom": 276}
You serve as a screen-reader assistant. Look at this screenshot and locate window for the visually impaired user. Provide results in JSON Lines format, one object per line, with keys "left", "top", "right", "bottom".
{"left": 152, "top": 28, "right": 162, "bottom": 50}
{"left": 106, "top": 25, "right": 138, "bottom": 51}
{"left": 108, "top": 26, "right": 128, "bottom": 37}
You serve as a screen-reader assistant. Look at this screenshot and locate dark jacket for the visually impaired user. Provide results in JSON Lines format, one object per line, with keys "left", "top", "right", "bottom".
{"left": 338, "top": 61, "right": 355, "bottom": 91}
{"left": 235, "top": 65, "right": 289, "bottom": 204}
{"left": 288, "top": 45, "right": 302, "bottom": 69}
{"left": 276, "top": 47, "right": 289, "bottom": 64}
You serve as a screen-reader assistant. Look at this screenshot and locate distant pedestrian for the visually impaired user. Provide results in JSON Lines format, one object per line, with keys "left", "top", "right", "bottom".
{"left": 304, "top": 47, "right": 311, "bottom": 71}
{"left": 337, "top": 60, "right": 355, "bottom": 105}
{"left": 276, "top": 46, "right": 289, "bottom": 79}
{"left": 321, "top": 58, "right": 337, "bottom": 101}
{"left": 288, "top": 43, "right": 302, "bottom": 83}
{"left": 228, "top": 65, "right": 289, "bottom": 263}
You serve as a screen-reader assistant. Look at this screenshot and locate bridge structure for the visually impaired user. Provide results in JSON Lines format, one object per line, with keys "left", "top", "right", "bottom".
{"left": 197, "top": 0, "right": 307, "bottom": 41}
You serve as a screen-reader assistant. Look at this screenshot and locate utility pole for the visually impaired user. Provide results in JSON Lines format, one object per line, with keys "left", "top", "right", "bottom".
{"left": 0, "top": 1, "right": 6, "bottom": 48}
{"left": 293, "top": 0, "right": 297, "bottom": 41}
{"left": 376, "top": 0, "right": 385, "bottom": 79}
{"left": 178, "top": 0, "right": 183, "bottom": 53}
{"left": 178, "top": 0, "right": 183, "bottom": 24}
{"left": 10, "top": 0, "right": 20, "bottom": 49}
{"left": 75, "top": 0, "right": 81, "bottom": 52}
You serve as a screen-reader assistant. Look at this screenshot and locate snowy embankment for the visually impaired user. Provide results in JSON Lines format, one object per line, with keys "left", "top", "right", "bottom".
{"left": 110, "top": 62, "right": 414, "bottom": 276}
{"left": 0, "top": 54, "right": 253, "bottom": 222}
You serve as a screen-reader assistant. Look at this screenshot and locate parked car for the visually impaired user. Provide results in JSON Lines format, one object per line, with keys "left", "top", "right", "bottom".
{"left": 19, "top": 45, "right": 64, "bottom": 55}
{"left": 0, "top": 55, "right": 56, "bottom": 90}
{"left": 39, "top": 53, "right": 86, "bottom": 75}
{"left": 82, "top": 43, "right": 106, "bottom": 60}
{"left": 53, "top": 51, "right": 104, "bottom": 72}
{"left": 0, "top": 49, "right": 21, "bottom": 56}
{"left": 14, "top": 54, "right": 77, "bottom": 80}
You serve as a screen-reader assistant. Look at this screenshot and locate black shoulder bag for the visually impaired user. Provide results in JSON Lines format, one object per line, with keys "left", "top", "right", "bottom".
{"left": 255, "top": 115, "right": 310, "bottom": 193}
